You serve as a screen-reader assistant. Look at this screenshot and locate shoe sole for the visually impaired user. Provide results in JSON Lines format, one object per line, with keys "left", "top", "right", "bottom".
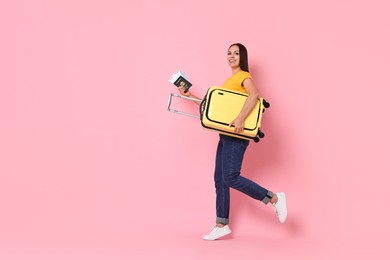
{"left": 277, "top": 192, "right": 287, "bottom": 223}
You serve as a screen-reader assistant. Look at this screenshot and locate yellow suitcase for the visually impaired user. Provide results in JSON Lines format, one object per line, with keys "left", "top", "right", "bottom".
{"left": 167, "top": 86, "right": 270, "bottom": 142}
{"left": 200, "top": 86, "right": 268, "bottom": 141}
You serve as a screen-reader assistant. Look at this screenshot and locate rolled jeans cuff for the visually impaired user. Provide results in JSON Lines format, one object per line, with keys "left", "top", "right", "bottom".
{"left": 261, "top": 190, "right": 274, "bottom": 204}
{"left": 216, "top": 217, "right": 229, "bottom": 225}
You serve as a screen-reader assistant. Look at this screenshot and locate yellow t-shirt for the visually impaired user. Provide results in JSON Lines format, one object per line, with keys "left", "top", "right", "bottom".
{"left": 221, "top": 70, "right": 252, "bottom": 94}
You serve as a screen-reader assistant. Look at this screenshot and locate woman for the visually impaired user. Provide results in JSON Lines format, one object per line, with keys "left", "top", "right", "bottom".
{"left": 178, "top": 43, "right": 287, "bottom": 241}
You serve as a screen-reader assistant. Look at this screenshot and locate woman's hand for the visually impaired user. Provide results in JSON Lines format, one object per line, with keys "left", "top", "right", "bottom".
{"left": 178, "top": 86, "right": 191, "bottom": 97}
{"left": 178, "top": 86, "right": 202, "bottom": 106}
{"left": 229, "top": 117, "right": 245, "bottom": 133}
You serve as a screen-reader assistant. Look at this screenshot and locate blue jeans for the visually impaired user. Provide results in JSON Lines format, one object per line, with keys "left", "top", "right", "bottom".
{"left": 214, "top": 134, "right": 273, "bottom": 225}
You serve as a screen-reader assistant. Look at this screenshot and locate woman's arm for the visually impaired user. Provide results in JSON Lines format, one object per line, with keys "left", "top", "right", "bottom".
{"left": 229, "top": 78, "right": 259, "bottom": 133}
{"left": 178, "top": 86, "right": 202, "bottom": 106}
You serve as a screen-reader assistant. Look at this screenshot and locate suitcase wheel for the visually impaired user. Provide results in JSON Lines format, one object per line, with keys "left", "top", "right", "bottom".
{"left": 263, "top": 100, "right": 270, "bottom": 108}
{"left": 258, "top": 130, "right": 265, "bottom": 138}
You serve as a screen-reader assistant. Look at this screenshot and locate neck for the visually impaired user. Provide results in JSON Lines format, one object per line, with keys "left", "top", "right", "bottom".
{"left": 231, "top": 67, "right": 242, "bottom": 75}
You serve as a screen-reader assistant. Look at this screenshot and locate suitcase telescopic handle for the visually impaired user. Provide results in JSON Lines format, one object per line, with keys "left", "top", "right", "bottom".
{"left": 167, "top": 93, "right": 202, "bottom": 119}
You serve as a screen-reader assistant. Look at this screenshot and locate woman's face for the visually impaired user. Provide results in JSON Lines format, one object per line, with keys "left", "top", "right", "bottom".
{"left": 227, "top": 45, "right": 240, "bottom": 69}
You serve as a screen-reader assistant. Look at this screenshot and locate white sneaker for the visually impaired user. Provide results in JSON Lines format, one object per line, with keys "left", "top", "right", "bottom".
{"left": 273, "top": 192, "right": 287, "bottom": 223}
{"left": 202, "top": 225, "right": 232, "bottom": 241}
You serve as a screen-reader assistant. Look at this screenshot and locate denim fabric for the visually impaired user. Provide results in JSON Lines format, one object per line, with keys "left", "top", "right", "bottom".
{"left": 214, "top": 134, "right": 273, "bottom": 225}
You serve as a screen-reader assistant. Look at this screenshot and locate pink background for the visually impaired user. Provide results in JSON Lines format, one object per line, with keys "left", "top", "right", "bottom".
{"left": 1, "top": 0, "right": 389, "bottom": 259}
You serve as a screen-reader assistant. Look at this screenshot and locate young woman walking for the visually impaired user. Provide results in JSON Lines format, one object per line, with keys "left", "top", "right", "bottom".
{"left": 178, "top": 43, "right": 287, "bottom": 241}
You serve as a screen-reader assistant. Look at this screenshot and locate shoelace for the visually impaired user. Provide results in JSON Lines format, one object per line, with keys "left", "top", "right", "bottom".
{"left": 210, "top": 225, "right": 226, "bottom": 231}
{"left": 209, "top": 226, "right": 216, "bottom": 231}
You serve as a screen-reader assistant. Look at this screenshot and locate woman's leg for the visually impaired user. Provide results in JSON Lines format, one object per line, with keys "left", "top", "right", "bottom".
{"left": 203, "top": 138, "right": 233, "bottom": 241}
{"left": 220, "top": 135, "right": 273, "bottom": 204}
{"left": 214, "top": 138, "right": 230, "bottom": 225}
